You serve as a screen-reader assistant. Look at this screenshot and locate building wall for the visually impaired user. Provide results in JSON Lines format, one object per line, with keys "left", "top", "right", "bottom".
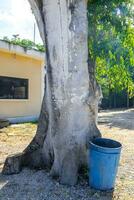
{"left": 0, "top": 50, "right": 44, "bottom": 118}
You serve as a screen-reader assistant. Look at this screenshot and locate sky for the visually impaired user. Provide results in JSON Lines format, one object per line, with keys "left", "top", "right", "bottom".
{"left": 0, "top": 0, "right": 42, "bottom": 44}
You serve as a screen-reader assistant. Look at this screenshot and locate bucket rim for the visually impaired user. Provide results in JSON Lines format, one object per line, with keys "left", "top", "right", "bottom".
{"left": 90, "top": 137, "right": 122, "bottom": 151}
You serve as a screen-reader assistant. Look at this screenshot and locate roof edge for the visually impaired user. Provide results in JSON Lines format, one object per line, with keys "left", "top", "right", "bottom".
{"left": 0, "top": 40, "right": 45, "bottom": 61}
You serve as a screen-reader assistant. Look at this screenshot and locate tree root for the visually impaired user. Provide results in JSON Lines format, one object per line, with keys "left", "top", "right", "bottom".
{"left": 2, "top": 153, "right": 24, "bottom": 175}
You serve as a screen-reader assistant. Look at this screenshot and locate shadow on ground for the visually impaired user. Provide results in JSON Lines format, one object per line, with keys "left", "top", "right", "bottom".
{"left": 98, "top": 109, "right": 134, "bottom": 130}
{"left": 0, "top": 168, "right": 113, "bottom": 200}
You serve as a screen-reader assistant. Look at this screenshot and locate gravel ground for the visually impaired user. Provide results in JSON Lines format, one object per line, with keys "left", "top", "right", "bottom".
{"left": 0, "top": 109, "right": 134, "bottom": 200}
{"left": 0, "top": 168, "right": 112, "bottom": 200}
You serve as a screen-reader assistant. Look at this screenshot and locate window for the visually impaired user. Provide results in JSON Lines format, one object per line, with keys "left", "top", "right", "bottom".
{"left": 0, "top": 76, "right": 28, "bottom": 99}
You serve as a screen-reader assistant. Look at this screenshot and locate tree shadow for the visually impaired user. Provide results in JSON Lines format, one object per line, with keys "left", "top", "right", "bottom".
{"left": 0, "top": 168, "right": 114, "bottom": 200}
{"left": 98, "top": 109, "right": 134, "bottom": 130}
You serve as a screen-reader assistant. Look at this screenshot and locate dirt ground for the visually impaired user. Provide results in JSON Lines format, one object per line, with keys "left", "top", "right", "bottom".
{"left": 0, "top": 109, "right": 134, "bottom": 200}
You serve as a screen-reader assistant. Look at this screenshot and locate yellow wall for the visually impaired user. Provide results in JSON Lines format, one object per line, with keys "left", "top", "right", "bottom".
{"left": 0, "top": 50, "right": 44, "bottom": 118}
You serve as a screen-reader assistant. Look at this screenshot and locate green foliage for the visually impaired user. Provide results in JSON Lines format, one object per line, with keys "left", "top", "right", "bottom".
{"left": 1, "top": 36, "right": 45, "bottom": 52}
{"left": 88, "top": 0, "right": 134, "bottom": 100}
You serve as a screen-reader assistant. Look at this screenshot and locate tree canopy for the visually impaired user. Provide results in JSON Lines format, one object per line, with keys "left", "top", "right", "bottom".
{"left": 87, "top": 0, "right": 134, "bottom": 107}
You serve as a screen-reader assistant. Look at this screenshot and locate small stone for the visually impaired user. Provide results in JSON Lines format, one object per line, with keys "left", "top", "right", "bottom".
{"left": 93, "top": 192, "right": 100, "bottom": 198}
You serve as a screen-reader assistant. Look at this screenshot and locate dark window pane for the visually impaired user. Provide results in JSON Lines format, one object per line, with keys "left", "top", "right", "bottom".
{"left": 0, "top": 76, "right": 28, "bottom": 99}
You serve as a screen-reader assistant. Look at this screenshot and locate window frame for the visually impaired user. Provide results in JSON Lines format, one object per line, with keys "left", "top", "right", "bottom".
{"left": 0, "top": 76, "right": 29, "bottom": 100}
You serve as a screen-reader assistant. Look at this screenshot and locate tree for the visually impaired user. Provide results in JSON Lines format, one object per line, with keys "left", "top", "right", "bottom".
{"left": 3, "top": 0, "right": 133, "bottom": 185}
{"left": 2, "top": 0, "right": 101, "bottom": 185}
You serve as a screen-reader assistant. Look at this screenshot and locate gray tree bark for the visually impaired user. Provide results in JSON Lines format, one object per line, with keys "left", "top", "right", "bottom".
{"left": 2, "top": 0, "right": 101, "bottom": 185}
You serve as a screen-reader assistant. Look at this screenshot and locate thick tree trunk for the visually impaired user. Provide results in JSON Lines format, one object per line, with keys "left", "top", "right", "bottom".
{"left": 3, "top": 0, "right": 101, "bottom": 185}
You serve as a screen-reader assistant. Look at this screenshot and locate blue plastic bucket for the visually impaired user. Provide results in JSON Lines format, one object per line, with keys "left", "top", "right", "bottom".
{"left": 89, "top": 138, "right": 122, "bottom": 190}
